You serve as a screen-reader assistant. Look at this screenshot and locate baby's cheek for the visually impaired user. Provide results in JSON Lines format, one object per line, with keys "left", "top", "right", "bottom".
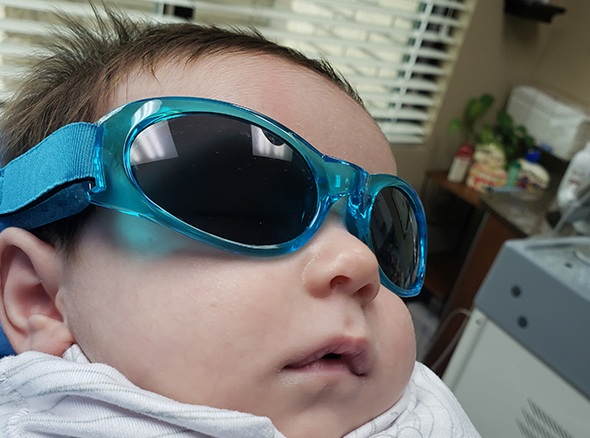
{"left": 361, "top": 293, "right": 416, "bottom": 416}
{"left": 375, "top": 292, "right": 416, "bottom": 375}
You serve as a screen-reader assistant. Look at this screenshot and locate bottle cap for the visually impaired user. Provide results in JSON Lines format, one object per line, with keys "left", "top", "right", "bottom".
{"left": 456, "top": 143, "right": 474, "bottom": 157}
{"left": 525, "top": 149, "right": 541, "bottom": 163}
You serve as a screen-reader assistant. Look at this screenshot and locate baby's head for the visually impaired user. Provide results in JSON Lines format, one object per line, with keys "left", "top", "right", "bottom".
{"left": 0, "top": 10, "right": 426, "bottom": 438}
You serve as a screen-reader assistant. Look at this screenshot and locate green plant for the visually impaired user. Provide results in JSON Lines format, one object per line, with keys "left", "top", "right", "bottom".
{"left": 448, "top": 93, "right": 494, "bottom": 144}
{"left": 450, "top": 92, "right": 537, "bottom": 167}
{"left": 479, "top": 110, "right": 536, "bottom": 165}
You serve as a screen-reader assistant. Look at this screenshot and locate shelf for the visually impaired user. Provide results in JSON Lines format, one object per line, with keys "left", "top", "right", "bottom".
{"left": 504, "top": 0, "right": 566, "bottom": 23}
{"left": 425, "top": 170, "right": 482, "bottom": 209}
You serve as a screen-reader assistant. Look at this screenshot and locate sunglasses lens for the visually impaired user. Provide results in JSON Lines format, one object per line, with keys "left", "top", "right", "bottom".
{"left": 130, "top": 114, "right": 317, "bottom": 245}
{"left": 370, "top": 187, "right": 422, "bottom": 291}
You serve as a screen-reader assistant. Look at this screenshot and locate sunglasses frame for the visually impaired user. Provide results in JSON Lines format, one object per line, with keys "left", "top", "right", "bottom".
{"left": 1, "top": 96, "right": 427, "bottom": 296}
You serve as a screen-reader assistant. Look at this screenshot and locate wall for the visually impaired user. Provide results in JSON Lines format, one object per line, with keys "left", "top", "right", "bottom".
{"left": 394, "top": 0, "right": 584, "bottom": 190}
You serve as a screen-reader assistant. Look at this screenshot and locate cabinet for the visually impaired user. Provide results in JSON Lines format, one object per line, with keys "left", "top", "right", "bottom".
{"left": 420, "top": 170, "right": 484, "bottom": 302}
{"left": 420, "top": 170, "right": 523, "bottom": 374}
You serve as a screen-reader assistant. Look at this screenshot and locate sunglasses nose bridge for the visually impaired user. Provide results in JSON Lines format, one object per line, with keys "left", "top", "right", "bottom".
{"left": 322, "top": 159, "right": 367, "bottom": 226}
{"left": 323, "top": 157, "right": 364, "bottom": 195}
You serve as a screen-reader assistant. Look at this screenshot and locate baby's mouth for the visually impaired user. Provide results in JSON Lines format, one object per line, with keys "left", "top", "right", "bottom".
{"left": 284, "top": 340, "right": 370, "bottom": 376}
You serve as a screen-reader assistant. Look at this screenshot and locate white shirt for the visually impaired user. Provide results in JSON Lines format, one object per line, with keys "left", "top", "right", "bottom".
{"left": 0, "top": 345, "right": 480, "bottom": 437}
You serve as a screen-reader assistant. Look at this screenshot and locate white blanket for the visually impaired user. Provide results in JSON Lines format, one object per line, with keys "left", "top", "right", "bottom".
{"left": 0, "top": 345, "right": 480, "bottom": 437}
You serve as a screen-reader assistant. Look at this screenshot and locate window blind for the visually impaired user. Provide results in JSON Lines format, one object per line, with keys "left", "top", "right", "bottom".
{"left": 0, "top": 0, "right": 475, "bottom": 144}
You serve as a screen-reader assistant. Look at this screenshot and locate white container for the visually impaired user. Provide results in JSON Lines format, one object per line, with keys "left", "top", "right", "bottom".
{"left": 507, "top": 86, "right": 590, "bottom": 161}
{"left": 447, "top": 143, "right": 473, "bottom": 183}
{"left": 557, "top": 142, "right": 590, "bottom": 235}
{"left": 557, "top": 142, "right": 590, "bottom": 209}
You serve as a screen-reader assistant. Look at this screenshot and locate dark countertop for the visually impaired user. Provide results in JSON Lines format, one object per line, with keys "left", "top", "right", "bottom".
{"left": 480, "top": 152, "right": 575, "bottom": 237}
{"left": 425, "top": 169, "right": 567, "bottom": 238}
{"left": 480, "top": 186, "right": 557, "bottom": 237}
{"left": 429, "top": 151, "right": 574, "bottom": 237}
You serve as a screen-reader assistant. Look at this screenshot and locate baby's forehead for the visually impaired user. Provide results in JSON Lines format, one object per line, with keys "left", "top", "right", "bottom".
{"left": 107, "top": 53, "right": 395, "bottom": 175}
{"left": 108, "top": 53, "right": 336, "bottom": 109}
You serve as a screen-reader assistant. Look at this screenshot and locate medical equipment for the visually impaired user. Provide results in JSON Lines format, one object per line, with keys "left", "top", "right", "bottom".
{"left": 444, "top": 236, "right": 590, "bottom": 437}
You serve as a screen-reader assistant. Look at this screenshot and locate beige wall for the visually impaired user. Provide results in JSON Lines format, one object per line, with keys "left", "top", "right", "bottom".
{"left": 394, "top": 0, "right": 585, "bottom": 190}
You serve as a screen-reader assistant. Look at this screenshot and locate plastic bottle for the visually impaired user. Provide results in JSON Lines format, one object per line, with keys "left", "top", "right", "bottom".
{"left": 505, "top": 161, "right": 522, "bottom": 187}
{"left": 557, "top": 142, "right": 590, "bottom": 210}
{"left": 447, "top": 143, "right": 474, "bottom": 183}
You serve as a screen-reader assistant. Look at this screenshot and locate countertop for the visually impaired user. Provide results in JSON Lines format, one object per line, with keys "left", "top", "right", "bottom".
{"left": 480, "top": 186, "right": 557, "bottom": 237}
{"left": 425, "top": 169, "right": 561, "bottom": 238}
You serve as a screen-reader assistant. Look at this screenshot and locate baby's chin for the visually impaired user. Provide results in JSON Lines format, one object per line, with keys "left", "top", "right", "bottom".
{"left": 269, "top": 397, "right": 399, "bottom": 438}
{"left": 260, "top": 376, "right": 406, "bottom": 438}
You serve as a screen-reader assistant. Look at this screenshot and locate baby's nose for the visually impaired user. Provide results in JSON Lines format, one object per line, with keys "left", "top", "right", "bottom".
{"left": 301, "top": 218, "right": 381, "bottom": 306}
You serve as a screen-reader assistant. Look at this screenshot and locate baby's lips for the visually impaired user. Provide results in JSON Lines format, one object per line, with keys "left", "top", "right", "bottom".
{"left": 285, "top": 337, "right": 371, "bottom": 376}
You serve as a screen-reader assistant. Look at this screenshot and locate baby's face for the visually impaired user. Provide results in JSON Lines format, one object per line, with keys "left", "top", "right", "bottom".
{"left": 60, "top": 54, "right": 416, "bottom": 438}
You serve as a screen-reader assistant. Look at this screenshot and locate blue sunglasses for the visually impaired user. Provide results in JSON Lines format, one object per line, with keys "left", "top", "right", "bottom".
{"left": 0, "top": 97, "right": 426, "bottom": 297}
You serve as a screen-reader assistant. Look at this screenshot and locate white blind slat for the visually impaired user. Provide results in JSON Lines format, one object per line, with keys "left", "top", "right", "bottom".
{"left": 362, "top": 92, "right": 435, "bottom": 107}
{"left": 372, "top": 108, "right": 431, "bottom": 122}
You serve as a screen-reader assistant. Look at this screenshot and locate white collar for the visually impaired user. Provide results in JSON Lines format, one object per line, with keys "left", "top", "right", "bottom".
{"left": 0, "top": 345, "right": 479, "bottom": 437}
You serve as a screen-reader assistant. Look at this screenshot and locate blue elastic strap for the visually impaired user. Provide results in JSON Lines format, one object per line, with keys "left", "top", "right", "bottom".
{"left": 0, "top": 325, "right": 14, "bottom": 357}
{"left": 0, "top": 122, "right": 100, "bottom": 230}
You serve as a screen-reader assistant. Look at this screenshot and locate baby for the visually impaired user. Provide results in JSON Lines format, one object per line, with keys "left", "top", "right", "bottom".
{"left": 0, "top": 7, "right": 479, "bottom": 438}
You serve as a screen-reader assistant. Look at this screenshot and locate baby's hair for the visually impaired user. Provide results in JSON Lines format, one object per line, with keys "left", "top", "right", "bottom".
{"left": 0, "top": 6, "right": 362, "bottom": 252}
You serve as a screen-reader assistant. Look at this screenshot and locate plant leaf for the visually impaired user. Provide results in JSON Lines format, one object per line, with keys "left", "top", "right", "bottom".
{"left": 465, "top": 93, "right": 494, "bottom": 124}
{"left": 448, "top": 118, "right": 462, "bottom": 134}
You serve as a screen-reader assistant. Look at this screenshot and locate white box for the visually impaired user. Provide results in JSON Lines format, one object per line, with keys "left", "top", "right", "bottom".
{"left": 506, "top": 86, "right": 590, "bottom": 161}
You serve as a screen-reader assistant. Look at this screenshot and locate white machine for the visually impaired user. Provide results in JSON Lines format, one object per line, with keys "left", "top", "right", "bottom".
{"left": 443, "top": 236, "right": 590, "bottom": 437}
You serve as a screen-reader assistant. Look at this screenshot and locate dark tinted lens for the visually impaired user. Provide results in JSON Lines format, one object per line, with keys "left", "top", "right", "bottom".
{"left": 130, "top": 114, "right": 317, "bottom": 245}
{"left": 370, "top": 187, "right": 421, "bottom": 290}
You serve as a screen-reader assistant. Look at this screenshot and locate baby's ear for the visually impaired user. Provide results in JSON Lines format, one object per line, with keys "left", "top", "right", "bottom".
{"left": 0, "top": 227, "right": 74, "bottom": 355}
